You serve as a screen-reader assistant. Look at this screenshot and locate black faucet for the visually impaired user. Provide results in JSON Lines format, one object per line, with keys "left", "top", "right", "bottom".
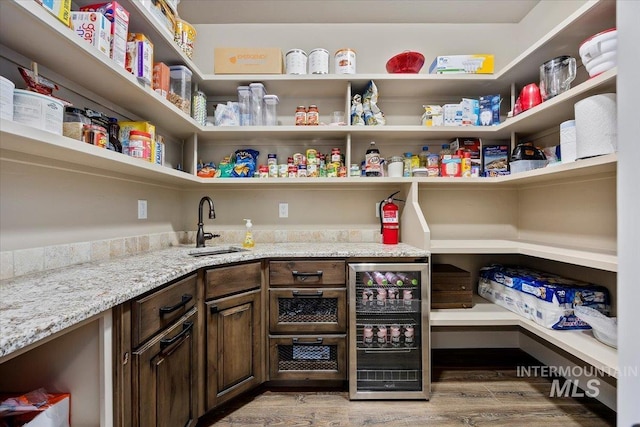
{"left": 196, "top": 196, "right": 219, "bottom": 247}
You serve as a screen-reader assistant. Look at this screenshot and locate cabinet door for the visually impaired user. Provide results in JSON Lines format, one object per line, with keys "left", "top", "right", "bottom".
{"left": 206, "top": 289, "right": 263, "bottom": 410}
{"left": 132, "top": 308, "right": 198, "bottom": 427}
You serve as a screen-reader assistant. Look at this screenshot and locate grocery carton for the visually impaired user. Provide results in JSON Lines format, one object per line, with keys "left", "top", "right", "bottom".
{"left": 214, "top": 48, "right": 284, "bottom": 74}
{"left": 429, "top": 54, "right": 495, "bottom": 74}
{"left": 80, "top": 2, "right": 130, "bottom": 69}
{"left": 152, "top": 62, "right": 170, "bottom": 99}
{"left": 126, "top": 33, "right": 154, "bottom": 85}
{"left": 482, "top": 144, "right": 510, "bottom": 176}
{"left": 70, "top": 11, "right": 111, "bottom": 57}
{"left": 119, "top": 121, "right": 155, "bottom": 156}
{"left": 450, "top": 137, "right": 481, "bottom": 170}
{"left": 140, "top": 0, "right": 177, "bottom": 38}
{"left": 37, "top": 0, "right": 72, "bottom": 27}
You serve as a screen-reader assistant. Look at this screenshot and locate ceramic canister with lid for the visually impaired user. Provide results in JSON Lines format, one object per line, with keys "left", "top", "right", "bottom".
{"left": 285, "top": 49, "right": 307, "bottom": 75}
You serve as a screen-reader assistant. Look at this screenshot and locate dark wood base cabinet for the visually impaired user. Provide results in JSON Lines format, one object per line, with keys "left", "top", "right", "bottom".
{"left": 132, "top": 308, "right": 199, "bottom": 427}
{"left": 206, "top": 288, "right": 263, "bottom": 409}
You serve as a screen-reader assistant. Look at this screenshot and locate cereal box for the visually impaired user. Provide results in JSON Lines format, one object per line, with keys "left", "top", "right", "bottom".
{"left": 126, "top": 33, "right": 153, "bottom": 85}
{"left": 80, "top": 2, "right": 130, "bottom": 69}
{"left": 70, "top": 11, "right": 111, "bottom": 57}
{"left": 37, "top": 0, "right": 72, "bottom": 26}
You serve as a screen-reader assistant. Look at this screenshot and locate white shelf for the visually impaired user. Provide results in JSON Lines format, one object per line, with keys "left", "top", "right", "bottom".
{"left": 0, "top": 120, "right": 199, "bottom": 187}
{"left": 429, "top": 239, "right": 617, "bottom": 272}
{"left": 0, "top": 0, "right": 200, "bottom": 137}
{"left": 431, "top": 296, "right": 619, "bottom": 376}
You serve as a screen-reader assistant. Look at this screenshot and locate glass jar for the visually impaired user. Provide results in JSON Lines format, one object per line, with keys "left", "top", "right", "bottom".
{"left": 295, "top": 106, "right": 307, "bottom": 126}
{"left": 63, "top": 107, "right": 90, "bottom": 141}
{"left": 307, "top": 105, "right": 319, "bottom": 125}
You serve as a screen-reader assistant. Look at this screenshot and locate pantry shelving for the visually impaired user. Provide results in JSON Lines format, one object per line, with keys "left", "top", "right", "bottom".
{"left": 431, "top": 295, "right": 619, "bottom": 376}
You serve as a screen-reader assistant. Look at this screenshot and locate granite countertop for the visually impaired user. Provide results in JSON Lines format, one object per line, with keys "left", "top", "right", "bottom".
{"left": 0, "top": 242, "right": 428, "bottom": 359}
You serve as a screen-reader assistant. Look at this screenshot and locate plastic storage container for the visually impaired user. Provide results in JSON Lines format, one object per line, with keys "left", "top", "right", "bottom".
{"left": 249, "top": 83, "right": 265, "bottom": 126}
{"left": 13, "top": 89, "right": 64, "bottom": 134}
{"left": 63, "top": 107, "right": 90, "bottom": 141}
{"left": 0, "top": 76, "right": 15, "bottom": 121}
{"left": 263, "top": 94, "right": 279, "bottom": 126}
{"left": 169, "top": 65, "right": 192, "bottom": 115}
{"left": 237, "top": 86, "right": 251, "bottom": 126}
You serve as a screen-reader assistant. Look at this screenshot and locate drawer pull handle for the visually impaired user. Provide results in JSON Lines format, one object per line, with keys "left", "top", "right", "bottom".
{"left": 292, "top": 290, "right": 324, "bottom": 297}
{"left": 291, "top": 270, "right": 323, "bottom": 281}
{"left": 160, "top": 321, "right": 193, "bottom": 350}
{"left": 292, "top": 337, "right": 324, "bottom": 345}
{"left": 159, "top": 294, "right": 193, "bottom": 315}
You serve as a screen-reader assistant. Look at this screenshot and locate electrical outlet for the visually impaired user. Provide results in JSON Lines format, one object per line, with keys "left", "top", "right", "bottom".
{"left": 138, "top": 200, "right": 147, "bottom": 219}
{"left": 375, "top": 202, "right": 380, "bottom": 217}
{"left": 279, "top": 203, "right": 288, "bottom": 218}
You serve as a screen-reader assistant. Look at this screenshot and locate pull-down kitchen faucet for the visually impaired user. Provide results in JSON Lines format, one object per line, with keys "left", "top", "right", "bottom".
{"left": 196, "top": 196, "right": 219, "bottom": 247}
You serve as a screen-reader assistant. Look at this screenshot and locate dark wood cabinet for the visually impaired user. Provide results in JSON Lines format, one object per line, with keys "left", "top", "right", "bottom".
{"left": 267, "top": 260, "right": 347, "bottom": 383}
{"left": 205, "top": 262, "right": 264, "bottom": 410}
{"left": 114, "top": 273, "right": 203, "bottom": 427}
{"left": 132, "top": 308, "right": 199, "bottom": 427}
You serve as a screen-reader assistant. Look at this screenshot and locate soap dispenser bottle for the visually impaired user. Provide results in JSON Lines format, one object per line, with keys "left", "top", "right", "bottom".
{"left": 243, "top": 219, "right": 255, "bottom": 248}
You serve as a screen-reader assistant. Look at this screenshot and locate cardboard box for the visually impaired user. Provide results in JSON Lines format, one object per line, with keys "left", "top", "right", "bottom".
{"left": 429, "top": 54, "right": 495, "bottom": 74}
{"left": 126, "top": 33, "right": 154, "bottom": 85}
{"left": 450, "top": 137, "right": 481, "bottom": 170}
{"left": 80, "top": 2, "right": 130, "bottom": 69}
{"left": 482, "top": 144, "right": 510, "bottom": 176}
{"left": 70, "top": 11, "right": 111, "bottom": 57}
{"left": 152, "top": 62, "right": 170, "bottom": 98}
{"left": 214, "top": 48, "right": 283, "bottom": 74}
{"left": 37, "top": 0, "right": 72, "bottom": 27}
{"left": 119, "top": 121, "right": 155, "bottom": 156}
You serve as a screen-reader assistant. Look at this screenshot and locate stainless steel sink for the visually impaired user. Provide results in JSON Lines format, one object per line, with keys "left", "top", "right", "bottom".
{"left": 188, "top": 247, "right": 248, "bottom": 257}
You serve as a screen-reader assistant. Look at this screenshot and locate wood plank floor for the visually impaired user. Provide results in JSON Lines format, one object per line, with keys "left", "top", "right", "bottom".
{"left": 197, "top": 350, "right": 616, "bottom": 426}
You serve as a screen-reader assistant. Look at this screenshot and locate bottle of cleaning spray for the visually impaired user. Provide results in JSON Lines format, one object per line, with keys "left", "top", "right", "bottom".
{"left": 243, "top": 219, "right": 254, "bottom": 248}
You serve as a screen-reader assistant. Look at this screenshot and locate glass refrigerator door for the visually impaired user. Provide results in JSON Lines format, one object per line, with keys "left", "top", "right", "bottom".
{"left": 348, "top": 263, "right": 429, "bottom": 400}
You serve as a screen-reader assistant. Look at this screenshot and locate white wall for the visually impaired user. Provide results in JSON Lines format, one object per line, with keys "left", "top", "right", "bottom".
{"left": 616, "top": 0, "right": 640, "bottom": 424}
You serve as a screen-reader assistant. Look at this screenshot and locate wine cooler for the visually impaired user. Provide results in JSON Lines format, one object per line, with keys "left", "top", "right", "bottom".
{"left": 348, "top": 262, "right": 430, "bottom": 400}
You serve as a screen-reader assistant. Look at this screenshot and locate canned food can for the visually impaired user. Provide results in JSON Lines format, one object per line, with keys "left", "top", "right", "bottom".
{"left": 334, "top": 48, "right": 356, "bottom": 74}
{"left": 278, "top": 164, "right": 288, "bottom": 177}
{"left": 306, "top": 149, "right": 318, "bottom": 165}
{"left": 403, "top": 289, "right": 413, "bottom": 306}
{"left": 297, "top": 164, "right": 307, "bottom": 178}
{"left": 268, "top": 164, "right": 278, "bottom": 178}
{"left": 287, "top": 165, "right": 298, "bottom": 178}
{"left": 83, "top": 124, "right": 108, "bottom": 149}
{"left": 285, "top": 49, "right": 307, "bottom": 75}
{"left": 376, "top": 288, "right": 387, "bottom": 306}
{"left": 258, "top": 164, "right": 269, "bottom": 178}
{"left": 267, "top": 153, "right": 278, "bottom": 165}
{"left": 308, "top": 48, "right": 329, "bottom": 74}
{"left": 307, "top": 164, "right": 318, "bottom": 177}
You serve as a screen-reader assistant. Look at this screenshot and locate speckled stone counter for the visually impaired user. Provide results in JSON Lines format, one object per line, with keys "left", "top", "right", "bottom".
{"left": 0, "top": 243, "right": 428, "bottom": 360}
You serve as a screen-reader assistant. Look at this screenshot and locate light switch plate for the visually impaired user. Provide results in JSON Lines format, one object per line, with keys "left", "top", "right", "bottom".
{"left": 279, "top": 202, "right": 288, "bottom": 218}
{"left": 138, "top": 200, "right": 147, "bottom": 219}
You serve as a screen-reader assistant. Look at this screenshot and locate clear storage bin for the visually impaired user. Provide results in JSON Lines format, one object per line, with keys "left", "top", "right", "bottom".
{"left": 169, "top": 65, "right": 192, "bottom": 115}
{"left": 249, "top": 82, "right": 265, "bottom": 126}
{"left": 263, "top": 94, "right": 279, "bottom": 126}
{"left": 237, "top": 86, "right": 251, "bottom": 126}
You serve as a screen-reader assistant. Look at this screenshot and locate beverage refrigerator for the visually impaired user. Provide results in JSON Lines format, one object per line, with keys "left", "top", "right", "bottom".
{"left": 348, "top": 262, "right": 430, "bottom": 400}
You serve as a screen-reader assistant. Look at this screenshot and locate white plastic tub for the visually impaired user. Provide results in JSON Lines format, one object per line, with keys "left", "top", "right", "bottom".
{"left": 13, "top": 89, "right": 64, "bottom": 134}
{"left": 579, "top": 28, "right": 617, "bottom": 77}
{"left": 0, "top": 76, "right": 15, "bottom": 121}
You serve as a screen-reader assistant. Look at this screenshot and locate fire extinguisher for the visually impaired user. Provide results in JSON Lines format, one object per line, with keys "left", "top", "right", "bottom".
{"left": 379, "top": 191, "right": 403, "bottom": 245}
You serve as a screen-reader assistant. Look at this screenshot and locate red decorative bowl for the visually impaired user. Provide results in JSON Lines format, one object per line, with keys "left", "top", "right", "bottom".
{"left": 386, "top": 51, "right": 425, "bottom": 73}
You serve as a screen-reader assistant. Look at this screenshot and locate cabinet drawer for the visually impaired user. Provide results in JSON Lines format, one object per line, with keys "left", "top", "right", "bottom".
{"left": 269, "top": 288, "right": 347, "bottom": 333}
{"left": 132, "top": 273, "right": 197, "bottom": 347}
{"left": 269, "top": 260, "right": 345, "bottom": 287}
{"left": 206, "top": 261, "right": 262, "bottom": 300}
{"left": 269, "top": 335, "right": 347, "bottom": 381}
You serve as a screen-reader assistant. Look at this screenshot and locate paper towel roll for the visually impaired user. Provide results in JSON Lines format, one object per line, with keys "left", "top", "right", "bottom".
{"left": 560, "top": 119, "right": 576, "bottom": 163}
{"left": 574, "top": 93, "right": 617, "bottom": 159}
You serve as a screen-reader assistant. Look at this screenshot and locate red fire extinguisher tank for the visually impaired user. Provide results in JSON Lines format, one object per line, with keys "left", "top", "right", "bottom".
{"left": 379, "top": 191, "right": 402, "bottom": 245}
